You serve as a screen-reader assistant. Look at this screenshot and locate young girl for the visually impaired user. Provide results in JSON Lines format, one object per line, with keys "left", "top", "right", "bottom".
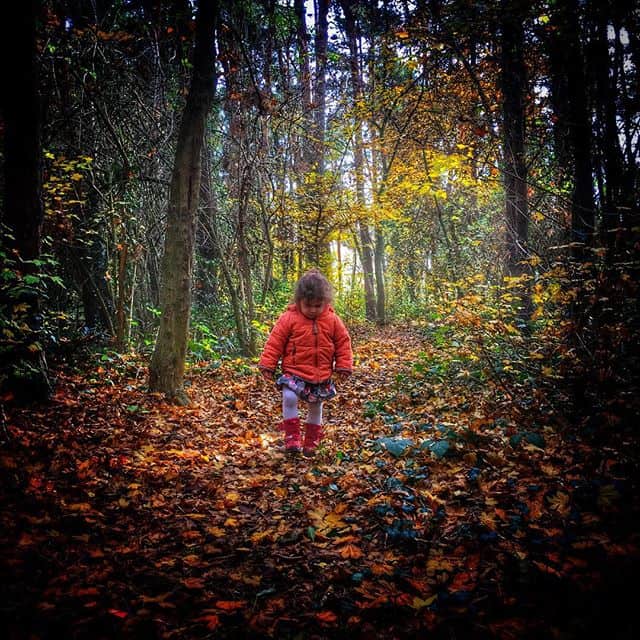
{"left": 258, "top": 269, "right": 353, "bottom": 456}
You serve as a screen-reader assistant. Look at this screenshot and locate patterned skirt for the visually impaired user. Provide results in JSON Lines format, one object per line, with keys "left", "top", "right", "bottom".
{"left": 276, "top": 373, "right": 337, "bottom": 404}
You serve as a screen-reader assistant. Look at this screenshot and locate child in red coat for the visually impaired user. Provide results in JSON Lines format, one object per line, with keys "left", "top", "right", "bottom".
{"left": 258, "top": 269, "right": 353, "bottom": 456}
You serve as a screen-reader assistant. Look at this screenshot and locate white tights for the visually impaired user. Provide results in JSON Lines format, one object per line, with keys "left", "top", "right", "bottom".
{"left": 282, "top": 387, "right": 323, "bottom": 424}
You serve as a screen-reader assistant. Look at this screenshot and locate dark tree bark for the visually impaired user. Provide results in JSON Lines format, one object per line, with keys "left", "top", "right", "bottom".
{"left": 294, "top": 0, "right": 314, "bottom": 173}
{"left": 149, "top": 0, "right": 217, "bottom": 404}
{"left": 500, "top": 0, "right": 531, "bottom": 324}
{"left": 81, "top": 235, "right": 116, "bottom": 334}
{"left": 500, "top": 0, "right": 529, "bottom": 278}
{"left": 218, "top": 5, "right": 258, "bottom": 357}
{"left": 200, "top": 144, "right": 249, "bottom": 355}
{"left": 588, "top": 1, "right": 628, "bottom": 252}
{"left": 548, "top": 0, "right": 595, "bottom": 253}
{"left": 0, "top": 0, "right": 53, "bottom": 403}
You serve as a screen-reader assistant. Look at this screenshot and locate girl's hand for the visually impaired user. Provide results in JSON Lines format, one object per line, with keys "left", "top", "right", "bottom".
{"left": 336, "top": 371, "right": 351, "bottom": 383}
{"left": 260, "top": 369, "right": 274, "bottom": 382}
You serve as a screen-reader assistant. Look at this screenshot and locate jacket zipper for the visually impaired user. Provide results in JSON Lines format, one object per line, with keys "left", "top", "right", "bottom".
{"left": 313, "top": 319, "right": 319, "bottom": 380}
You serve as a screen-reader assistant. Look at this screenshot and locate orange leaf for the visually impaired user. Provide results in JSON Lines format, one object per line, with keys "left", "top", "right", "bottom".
{"left": 532, "top": 560, "right": 562, "bottom": 578}
{"left": 181, "top": 577, "right": 206, "bottom": 589}
{"left": 316, "top": 610, "right": 337, "bottom": 625}
{"left": 449, "top": 571, "right": 477, "bottom": 592}
{"left": 250, "top": 530, "right": 272, "bottom": 544}
{"left": 215, "top": 600, "right": 246, "bottom": 611}
{"left": 224, "top": 492, "right": 240, "bottom": 506}
{"left": 18, "top": 533, "right": 35, "bottom": 547}
{"left": 181, "top": 530, "right": 202, "bottom": 541}
{"left": 339, "top": 543, "right": 363, "bottom": 559}
{"left": 196, "top": 614, "right": 220, "bottom": 630}
{"left": 67, "top": 502, "right": 92, "bottom": 512}
{"left": 495, "top": 508, "right": 508, "bottom": 521}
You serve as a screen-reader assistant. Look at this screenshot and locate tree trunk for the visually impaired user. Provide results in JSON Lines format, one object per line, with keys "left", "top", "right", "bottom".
{"left": 313, "top": 0, "right": 329, "bottom": 175}
{"left": 589, "top": 1, "right": 626, "bottom": 252}
{"left": 149, "top": 0, "right": 216, "bottom": 404}
{"left": 294, "top": 0, "right": 313, "bottom": 173}
{"left": 80, "top": 233, "right": 115, "bottom": 334}
{"left": 219, "top": 6, "right": 259, "bottom": 357}
{"left": 548, "top": 0, "right": 595, "bottom": 254}
{"left": 500, "top": 0, "right": 529, "bottom": 279}
{"left": 340, "top": 0, "right": 377, "bottom": 321}
{"left": 259, "top": 1, "right": 276, "bottom": 303}
{"left": 370, "top": 136, "right": 387, "bottom": 325}
{"left": 303, "top": 0, "right": 331, "bottom": 270}
{"left": 374, "top": 226, "right": 386, "bottom": 324}
{"left": 115, "top": 244, "right": 129, "bottom": 349}
{"left": 200, "top": 157, "right": 250, "bottom": 356}
{"left": 359, "top": 224, "right": 377, "bottom": 321}
{"left": 0, "top": 0, "right": 53, "bottom": 403}
{"left": 237, "top": 188, "right": 257, "bottom": 356}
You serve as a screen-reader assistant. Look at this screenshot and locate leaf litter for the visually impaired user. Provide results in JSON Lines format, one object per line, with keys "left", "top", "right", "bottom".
{"left": 1, "top": 325, "right": 638, "bottom": 639}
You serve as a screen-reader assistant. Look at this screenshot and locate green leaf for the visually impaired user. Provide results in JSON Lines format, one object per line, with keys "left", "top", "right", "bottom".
{"left": 420, "top": 439, "right": 450, "bottom": 458}
{"left": 376, "top": 437, "right": 414, "bottom": 457}
{"left": 524, "top": 432, "right": 545, "bottom": 448}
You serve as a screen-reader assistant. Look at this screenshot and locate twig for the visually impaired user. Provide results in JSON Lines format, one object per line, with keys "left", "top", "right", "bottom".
{"left": 0, "top": 404, "right": 10, "bottom": 445}
{"left": 474, "top": 337, "right": 526, "bottom": 416}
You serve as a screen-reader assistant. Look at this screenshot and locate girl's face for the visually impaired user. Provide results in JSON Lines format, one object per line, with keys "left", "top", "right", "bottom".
{"left": 299, "top": 298, "right": 325, "bottom": 319}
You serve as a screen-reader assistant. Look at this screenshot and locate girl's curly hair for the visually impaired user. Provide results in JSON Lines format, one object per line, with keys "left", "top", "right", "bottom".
{"left": 294, "top": 269, "right": 334, "bottom": 304}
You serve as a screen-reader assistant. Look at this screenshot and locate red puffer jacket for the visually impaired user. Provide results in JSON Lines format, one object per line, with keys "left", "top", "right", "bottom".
{"left": 258, "top": 304, "right": 353, "bottom": 383}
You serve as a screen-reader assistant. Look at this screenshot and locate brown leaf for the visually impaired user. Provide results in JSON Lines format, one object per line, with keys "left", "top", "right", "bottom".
{"left": 181, "top": 577, "right": 206, "bottom": 589}
{"left": 197, "top": 614, "right": 220, "bottom": 630}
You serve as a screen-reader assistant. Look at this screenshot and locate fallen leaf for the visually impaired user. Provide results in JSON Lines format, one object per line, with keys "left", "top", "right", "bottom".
{"left": 411, "top": 594, "right": 437, "bottom": 609}
{"left": 197, "top": 614, "right": 220, "bottom": 630}
{"left": 316, "top": 610, "right": 338, "bottom": 625}
{"left": 339, "top": 543, "right": 364, "bottom": 559}
{"left": 215, "top": 600, "right": 246, "bottom": 612}
{"left": 182, "top": 577, "right": 206, "bottom": 589}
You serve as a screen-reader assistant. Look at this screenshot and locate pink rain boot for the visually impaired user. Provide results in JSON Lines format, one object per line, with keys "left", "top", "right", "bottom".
{"left": 281, "top": 417, "right": 302, "bottom": 454}
{"left": 303, "top": 423, "right": 323, "bottom": 457}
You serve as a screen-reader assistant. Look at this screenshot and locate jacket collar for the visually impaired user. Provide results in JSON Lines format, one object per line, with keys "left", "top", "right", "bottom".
{"left": 288, "top": 303, "right": 334, "bottom": 318}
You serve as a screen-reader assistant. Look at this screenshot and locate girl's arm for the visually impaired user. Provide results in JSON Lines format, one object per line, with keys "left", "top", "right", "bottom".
{"left": 258, "top": 312, "right": 290, "bottom": 376}
{"left": 333, "top": 316, "right": 353, "bottom": 374}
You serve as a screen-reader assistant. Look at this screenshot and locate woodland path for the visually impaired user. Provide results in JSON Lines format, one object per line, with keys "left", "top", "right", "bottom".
{"left": 1, "top": 325, "right": 638, "bottom": 639}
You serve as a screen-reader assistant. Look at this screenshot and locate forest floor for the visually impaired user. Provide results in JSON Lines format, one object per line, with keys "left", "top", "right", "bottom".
{"left": 1, "top": 324, "right": 639, "bottom": 639}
